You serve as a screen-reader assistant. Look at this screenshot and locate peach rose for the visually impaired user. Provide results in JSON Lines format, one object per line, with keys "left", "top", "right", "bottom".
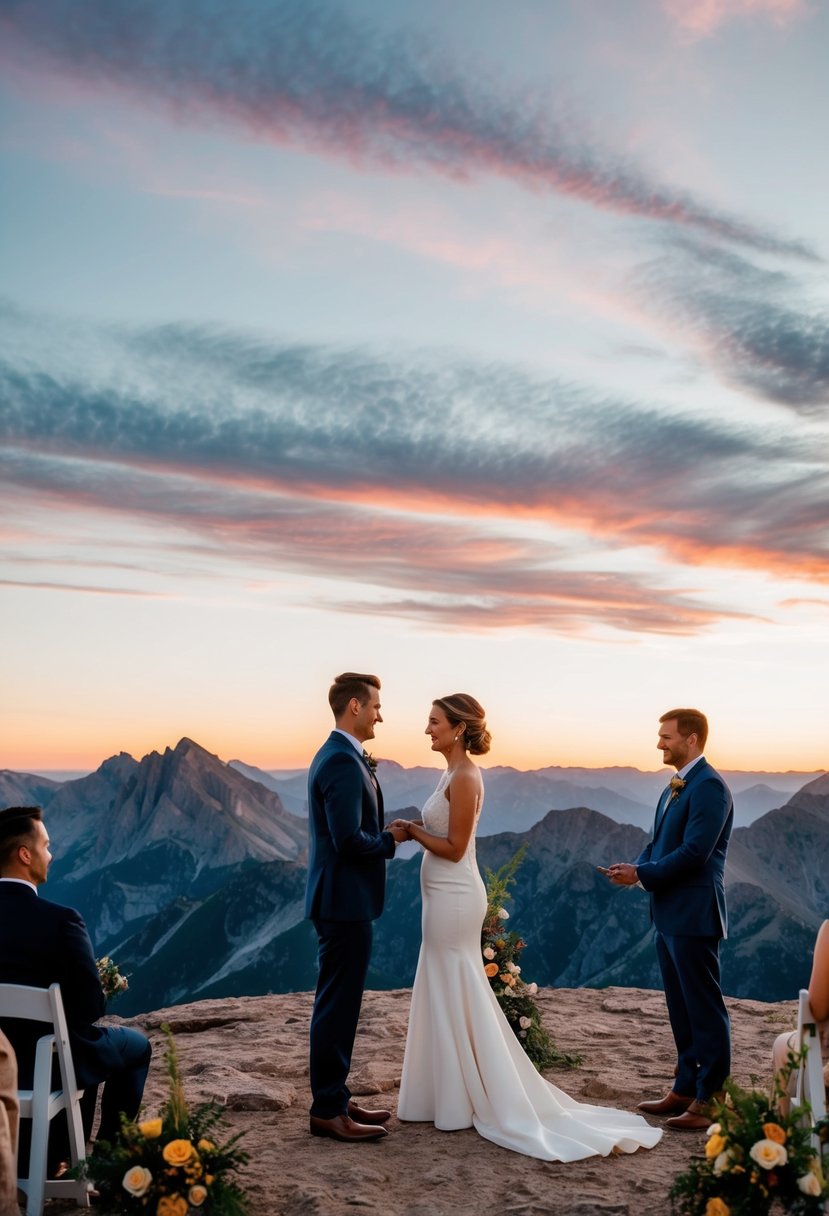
{"left": 749, "top": 1139, "right": 787, "bottom": 1170}
{"left": 197, "top": 1139, "right": 215, "bottom": 1152}
{"left": 139, "top": 1118, "right": 163, "bottom": 1139}
{"left": 762, "top": 1122, "right": 786, "bottom": 1144}
{"left": 189, "top": 1184, "right": 209, "bottom": 1206}
{"left": 122, "top": 1166, "right": 152, "bottom": 1197}
{"left": 704, "top": 1199, "right": 730, "bottom": 1216}
{"left": 713, "top": 1151, "right": 731, "bottom": 1176}
{"left": 162, "top": 1139, "right": 195, "bottom": 1166}
{"left": 484, "top": 963, "right": 499, "bottom": 977}
{"left": 797, "top": 1172, "right": 821, "bottom": 1197}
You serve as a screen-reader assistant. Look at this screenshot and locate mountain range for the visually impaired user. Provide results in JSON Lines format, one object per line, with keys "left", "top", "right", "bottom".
{"left": 2, "top": 740, "right": 826, "bottom": 1014}
{"left": 228, "top": 757, "right": 821, "bottom": 831}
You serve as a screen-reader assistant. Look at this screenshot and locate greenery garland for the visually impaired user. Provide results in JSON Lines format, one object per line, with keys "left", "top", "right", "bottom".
{"left": 482, "top": 845, "right": 580, "bottom": 1071}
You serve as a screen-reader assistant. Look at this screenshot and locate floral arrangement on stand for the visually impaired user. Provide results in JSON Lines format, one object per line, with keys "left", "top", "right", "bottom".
{"left": 670, "top": 1060, "right": 828, "bottom": 1216}
{"left": 96, "top": 955, "right": 129, "bottom": 1001}
{"left": 482, "top": 845, "right": 580, "bottom": 1072}
{"left": 80, "top": 1026, "right": 249, "bottom": 1215}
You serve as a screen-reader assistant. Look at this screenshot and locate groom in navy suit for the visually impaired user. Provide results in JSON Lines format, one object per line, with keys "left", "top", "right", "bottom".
{"left": 305, "top": 673, "right": 408, "bottom": 1143}
{"left": 606, "top": 709, "right": 733, "bottom": 1130}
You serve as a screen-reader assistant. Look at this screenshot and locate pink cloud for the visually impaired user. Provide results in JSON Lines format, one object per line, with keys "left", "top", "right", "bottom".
{"left": 662, "top": 0, "right": 808, "bottom": 37}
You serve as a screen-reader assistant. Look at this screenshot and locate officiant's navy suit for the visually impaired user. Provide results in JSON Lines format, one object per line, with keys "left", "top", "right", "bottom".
{"left": 635, "top": 758, "right": 733, "bottom": 1100}
{"left": 0, "top": 880, "right": 151, "bottom": 1162}
{"left": 305, "top": 731, "right": 395, "bottom": 1119}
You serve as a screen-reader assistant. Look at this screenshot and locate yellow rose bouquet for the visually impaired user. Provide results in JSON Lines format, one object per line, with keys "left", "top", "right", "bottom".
{"left": 78, "top": 1027, "right": 249, "bottom": 1215}
{"left": 482, "top": 847, "right": 580, "bottom": 1072}
{"left": 670, "top": 1061, "right": 828, "bottom": 1216}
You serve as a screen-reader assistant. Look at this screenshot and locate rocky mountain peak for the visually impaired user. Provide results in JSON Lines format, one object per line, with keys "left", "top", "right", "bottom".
{"left": 784, "top": 770, "right": 829, "bottom": 816}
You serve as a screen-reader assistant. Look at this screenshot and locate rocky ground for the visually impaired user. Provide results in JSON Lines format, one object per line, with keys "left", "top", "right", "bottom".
{"left": 52, "top": 985, "right": 795, "bottom": 1216}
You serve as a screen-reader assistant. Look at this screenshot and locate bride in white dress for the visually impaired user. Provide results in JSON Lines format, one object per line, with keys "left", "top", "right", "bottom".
{"left": 393, "top": 694, "right": 662, "bottom": 1161}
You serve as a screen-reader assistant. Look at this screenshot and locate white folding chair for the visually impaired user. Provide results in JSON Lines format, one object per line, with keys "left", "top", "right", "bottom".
{"left": 0, "top": 982, "right": 91, "bottom": 1215}
{"left": 791, "top": 987, "right": 827, "bottom": 1154}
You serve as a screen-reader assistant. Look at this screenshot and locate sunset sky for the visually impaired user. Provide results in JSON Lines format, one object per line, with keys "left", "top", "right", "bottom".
{"left": 1, "top": 0, "right": 827, "bottom": 775}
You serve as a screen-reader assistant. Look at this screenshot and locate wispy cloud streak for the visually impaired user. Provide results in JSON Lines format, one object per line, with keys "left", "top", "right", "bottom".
{"left": 1, "top": 307, "right": 827, "bottom": 600}
{"left": 639, "top": 237, "right": 829, "bottom": 411}
{"left": 0, "top": 0, "right": 817, "bottom": 260}
{"left": 0, "top": 447, "right": 749, "bottom": 635}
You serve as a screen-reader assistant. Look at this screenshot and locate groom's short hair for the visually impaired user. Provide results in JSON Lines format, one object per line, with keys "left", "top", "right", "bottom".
{"left": 660, "top": 708, "right": 708, "bottom": 749}
{"left": 329, "top": 672, "right": 381, "bottom": 719}
{"left": 0, "top": 806, "right": 42, "bottom": 870}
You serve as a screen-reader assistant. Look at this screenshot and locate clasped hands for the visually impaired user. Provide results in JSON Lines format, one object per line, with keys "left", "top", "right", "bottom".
{"left": 388, "top": 818, "right": 422, "bottom": 843}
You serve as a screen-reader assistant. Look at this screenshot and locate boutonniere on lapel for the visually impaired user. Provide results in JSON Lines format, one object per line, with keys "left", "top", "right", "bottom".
{"left": 362, "top": 750, "right": 378, "bottom": 774}
{"left": 669, "top": 775, "right": 686, "bottom": 801}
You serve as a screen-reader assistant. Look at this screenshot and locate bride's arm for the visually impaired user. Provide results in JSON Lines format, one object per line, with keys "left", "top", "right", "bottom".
{"left": 406, "top": 770, "right": 479, "bottom": 863}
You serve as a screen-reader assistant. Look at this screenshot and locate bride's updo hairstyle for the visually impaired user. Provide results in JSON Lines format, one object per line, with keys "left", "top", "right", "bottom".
{"left": 433, "top": 694, "right": 491, "bottom": 756}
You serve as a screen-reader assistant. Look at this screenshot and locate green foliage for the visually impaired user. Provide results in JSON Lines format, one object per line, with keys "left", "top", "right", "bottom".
{"left": 482, "top": 846, "right": 580, "bottom": 1072}
{"left": 670, "top": 1057, "right": 828, "bottom": 1216}
{"left": 78, "top": 1025, "right": 249, "bottom": 1215}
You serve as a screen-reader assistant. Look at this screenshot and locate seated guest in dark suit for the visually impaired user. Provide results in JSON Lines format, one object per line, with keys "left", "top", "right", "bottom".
{"left": 0, "top": 806, "right": 151, "bottom": 1166}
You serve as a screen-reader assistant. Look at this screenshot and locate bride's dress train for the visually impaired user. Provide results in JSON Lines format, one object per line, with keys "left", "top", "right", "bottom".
{"left": 397, "top": 770, "right": 663, "bottom": 1161}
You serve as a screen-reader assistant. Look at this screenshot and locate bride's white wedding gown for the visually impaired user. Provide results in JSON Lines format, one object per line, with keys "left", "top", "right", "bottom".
{"left": 397, "top": 770, "right": 663, "bottom": 1160}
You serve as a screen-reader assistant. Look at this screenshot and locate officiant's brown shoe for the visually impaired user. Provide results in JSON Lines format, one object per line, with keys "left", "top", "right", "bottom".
{"left": 309, "top": 1114, "right": 388, "bottom": 1142}
{"left": 348, "top": 1099, "right": 392, "bottom": 1124}
{"left": 665, "top": 1099, "right": 715, "bottom": 1130}
{"left": 637, "top": 1091, "right": 694, "bottom": 1116}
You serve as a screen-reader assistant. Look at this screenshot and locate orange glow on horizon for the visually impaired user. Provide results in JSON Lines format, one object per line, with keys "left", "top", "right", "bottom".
{"left": 6, "top": 731, "right": 826, "bottom": 778}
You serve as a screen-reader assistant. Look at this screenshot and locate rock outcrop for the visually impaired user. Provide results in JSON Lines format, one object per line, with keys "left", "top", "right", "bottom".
{"left": 73, "top": 984, "right": 801, "bottom": 1216}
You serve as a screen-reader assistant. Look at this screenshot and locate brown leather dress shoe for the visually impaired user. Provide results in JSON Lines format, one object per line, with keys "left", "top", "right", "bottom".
{"left": 637, "top": 1091, "right": 694, "bottom": 1116}
{"left": 309, "top": 1113, "right": 389, "bottom": 1142}
{"left": 666, "top": 1099, "right": 714, "bottom": 1131}
{"left": 348, "top": 1099, "right": 392, "bottom": 1124}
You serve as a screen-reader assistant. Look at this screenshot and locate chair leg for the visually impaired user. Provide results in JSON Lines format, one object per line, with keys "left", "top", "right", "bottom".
{"left": 24, "top": 1109, "right": 46, "bottom": 1216}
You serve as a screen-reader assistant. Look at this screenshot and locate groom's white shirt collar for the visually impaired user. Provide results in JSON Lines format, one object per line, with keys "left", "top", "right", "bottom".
{"left": 334, "top": 728, "right": 364, "bottom": 756}
{"left": 675, "top": 755, "right": 704, "bottom": 781}
{"left": 0, "top": 877, "right": 38, "bottom": 893}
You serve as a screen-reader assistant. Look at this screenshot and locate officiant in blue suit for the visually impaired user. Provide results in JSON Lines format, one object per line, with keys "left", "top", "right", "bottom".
{"left": 305, "top": 673, "right": 408, "bottom": 1143}
{"left": 606, "top": 708, "right": 733, "bottom": 1131}
{"left": 0, "top": 805, "right": 151, "bottom": 1172}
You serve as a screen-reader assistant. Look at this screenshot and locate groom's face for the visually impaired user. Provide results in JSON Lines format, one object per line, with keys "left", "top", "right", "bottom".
{"left": 352, "top": 688, "right": 383, "bottom": 743}
{"left": 657, "top": 720, "right": 694, "bottom": 769}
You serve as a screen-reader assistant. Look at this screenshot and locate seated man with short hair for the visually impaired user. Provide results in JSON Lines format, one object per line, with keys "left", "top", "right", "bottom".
{"left": 0, "top": 806, "right": 151, "bottom": 1171}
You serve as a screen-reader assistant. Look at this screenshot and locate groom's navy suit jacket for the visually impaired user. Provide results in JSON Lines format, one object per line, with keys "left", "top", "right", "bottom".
{"left": 635, "top": 758, "right": 733, "bottom": 939}
{"left": 304, "top": 731, "right": 395, "bottom": 923}
{"left": 0, "top": 881, "right": 125, "bottom": 1087}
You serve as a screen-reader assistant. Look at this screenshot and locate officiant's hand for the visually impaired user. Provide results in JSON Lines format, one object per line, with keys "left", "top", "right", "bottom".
{"left": 606, "top": 863, "right": 639, "bottom": 887}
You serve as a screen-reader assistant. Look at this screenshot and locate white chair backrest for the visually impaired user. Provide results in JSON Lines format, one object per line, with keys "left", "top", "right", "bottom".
{"left": 793, "top": 987, "right": 827, "bottom": 1151}
{"left": 0, "top": 982, "right": 79, "bottom": 1100}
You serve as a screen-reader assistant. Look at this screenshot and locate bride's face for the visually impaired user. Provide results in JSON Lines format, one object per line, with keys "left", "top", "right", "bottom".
{"left": 425, "top": 704, "right": 456, "bottom": 754}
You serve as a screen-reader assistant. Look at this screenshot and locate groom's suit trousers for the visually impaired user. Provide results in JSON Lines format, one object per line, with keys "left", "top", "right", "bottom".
{"left": 655, "top": 931, "right": 730, "bottom": 1099}
{"left": 309, "top": 918, "right": 373, "bottom": 1119}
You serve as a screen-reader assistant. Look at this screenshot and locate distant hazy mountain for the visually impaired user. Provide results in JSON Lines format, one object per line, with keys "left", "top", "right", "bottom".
{"left": 0, "top": 769, "right": 63, "bottom": 809}
{"left": 229, "top": 758, "right": 824, "bottom": 830}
